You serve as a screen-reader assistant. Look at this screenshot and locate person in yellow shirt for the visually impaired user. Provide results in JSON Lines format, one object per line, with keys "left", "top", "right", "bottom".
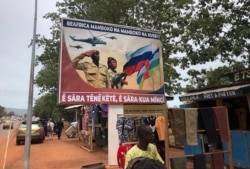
{"left": 124, "top": 124, "right": 164, "bottom": 169}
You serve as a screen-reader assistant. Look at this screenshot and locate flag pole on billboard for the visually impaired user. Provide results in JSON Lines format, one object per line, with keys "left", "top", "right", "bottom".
{"left": 23, "top": 0, "right": 37, "bottom": 168}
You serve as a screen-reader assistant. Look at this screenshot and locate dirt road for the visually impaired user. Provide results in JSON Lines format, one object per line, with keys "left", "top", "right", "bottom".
{"left": 0, "top": 122, "right": 186, "bottom": 169}
{"left": 0, "top": 123, "right": 119, "bottom": 169}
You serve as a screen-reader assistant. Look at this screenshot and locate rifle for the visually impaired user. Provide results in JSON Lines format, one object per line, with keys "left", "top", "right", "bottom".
{"left": 112, "top": 72, "right": 127, "bottom": 89}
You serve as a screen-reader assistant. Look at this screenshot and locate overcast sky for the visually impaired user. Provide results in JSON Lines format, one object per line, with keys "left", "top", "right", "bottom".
{"left": 0, "top": 0, "right": 60, "bottom": 109}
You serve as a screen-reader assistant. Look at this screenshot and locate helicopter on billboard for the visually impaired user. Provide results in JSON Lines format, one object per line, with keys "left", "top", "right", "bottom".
{"left": 69, "top": 31, "right": 107, "bottom": 46}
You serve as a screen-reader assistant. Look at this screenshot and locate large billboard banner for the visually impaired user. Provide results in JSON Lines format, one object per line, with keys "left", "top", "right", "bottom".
{"left": 59, "top": 18, "right": 165, "bottom": 105}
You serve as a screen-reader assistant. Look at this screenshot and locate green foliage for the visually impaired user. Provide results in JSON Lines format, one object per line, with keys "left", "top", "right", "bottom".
{"left": 0, "top": 105, "right": 7, "bottom": 117}
{"left": 185, "top": 62, "right": 246, "bottom": 91}
{"left": 33, "top": 0, "right": 250, "bottom": 113}
{"left": 170, "top": 0, "right": 249, "bottom": 68}
{"left": 8, "top": 111, "right": 15, "bottom": 116}
{"left": 33, "top": 93, "right": 64, "bottom": 120}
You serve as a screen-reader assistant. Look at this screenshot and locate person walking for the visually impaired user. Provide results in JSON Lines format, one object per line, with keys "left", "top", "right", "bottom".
{"left": 56, "top": 118, "right": 64, "bottom": 140}
{"left": 47, "top": 119, "right": 55, "bottom": 139}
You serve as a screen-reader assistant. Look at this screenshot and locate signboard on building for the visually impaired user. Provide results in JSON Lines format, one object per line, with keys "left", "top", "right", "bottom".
{"left": 226, "top": 69, "right": 250, "bottom": 83}
{"left": 179, "top": 84, "right": 250, "bottom": 102}
{"left": 124, "top": 104, "right": 165, "bottom": 114}
{"left": 58, "top": 18, "right": 165, "bottom": 105}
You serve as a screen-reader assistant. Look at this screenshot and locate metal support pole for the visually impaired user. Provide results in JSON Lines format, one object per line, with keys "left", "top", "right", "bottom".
{"left": 23, "top": 0, "right": 37, "bottom": 168}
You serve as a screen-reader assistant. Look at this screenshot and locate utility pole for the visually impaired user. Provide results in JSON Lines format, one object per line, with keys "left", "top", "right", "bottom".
{"left": 23, "top": 0, "right": 37, "bottom": 168}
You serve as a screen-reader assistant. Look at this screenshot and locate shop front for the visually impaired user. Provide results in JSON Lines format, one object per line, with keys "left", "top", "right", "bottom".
{"left": 64, "top": 103, "right": 168, "bottom": 167}
{"left": 179, "top": 84, "right": 250, "bottom": 130}
{"left": 179, "top": 69, "right": 250, "bottom": 168}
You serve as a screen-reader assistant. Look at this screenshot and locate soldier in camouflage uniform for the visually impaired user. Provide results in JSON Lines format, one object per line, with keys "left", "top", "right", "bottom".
{"left": 72, "top": 50, "right": 110, "bottom": 88}
{"left": 107, "top": 57, "right": 127, "bottom": 89}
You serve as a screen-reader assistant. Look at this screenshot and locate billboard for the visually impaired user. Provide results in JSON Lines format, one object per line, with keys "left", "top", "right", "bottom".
{"left": 58, "top": 18, "right": 165, "bottom": 105}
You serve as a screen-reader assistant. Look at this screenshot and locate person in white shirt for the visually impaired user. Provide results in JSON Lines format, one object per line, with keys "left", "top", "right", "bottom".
{"left": 47, "top": 120, "right": 55, "bottom": 139}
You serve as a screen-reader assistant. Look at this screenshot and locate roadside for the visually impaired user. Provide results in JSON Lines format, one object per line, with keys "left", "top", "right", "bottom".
{"left": 2, "top": 126, "right": 119, "bottom": 169}
{"left": 1, "top": 123, "right": 186, "bottom": 169}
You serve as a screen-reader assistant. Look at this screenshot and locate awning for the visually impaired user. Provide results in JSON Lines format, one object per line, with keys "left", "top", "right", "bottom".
{"left": 179, "top": 84, "right": 250, "bottom": 102}
{"left": 165, "top": 93, "right": 174, "bottom": 101}
{"left": 64, "top": 105, "right": 82, "bottom": 110}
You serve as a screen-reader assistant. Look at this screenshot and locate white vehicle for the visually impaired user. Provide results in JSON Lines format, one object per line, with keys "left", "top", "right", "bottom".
{"left": 3, "top": 119, "right": 14, "bottom": 129}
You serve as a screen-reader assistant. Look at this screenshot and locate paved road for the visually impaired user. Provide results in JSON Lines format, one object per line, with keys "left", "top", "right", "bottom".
{"left": 0, "top": 122, "right": 118, "bottom": 169}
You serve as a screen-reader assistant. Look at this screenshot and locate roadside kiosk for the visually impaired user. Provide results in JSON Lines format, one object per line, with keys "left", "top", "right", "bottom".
{"left": 179, "top": 69, "right": 250, "bottom": 168}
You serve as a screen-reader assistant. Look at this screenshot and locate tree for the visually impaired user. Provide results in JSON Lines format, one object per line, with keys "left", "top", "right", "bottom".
{"left": 33, "top": 93, "right": 64, "bottom": 120}
{"left": 185, "top": 62, "right": 246, "bottom": 91}
{"left": 35, "top": 0, "right": 183, "bottom": 98}
{"left": 169, "top": 0, "right": 249, "bottom": 67}
{"left": 8, "top": 111, "right": 15, "bottom": 116}
{"left": 168, "top": 0, "right": 249, "bottom": 91}
{"left": 0, "top": 105, "right": 6, "bottom": 117}
{"left": 34, "top": 0, "right": 249, "bottom": 112}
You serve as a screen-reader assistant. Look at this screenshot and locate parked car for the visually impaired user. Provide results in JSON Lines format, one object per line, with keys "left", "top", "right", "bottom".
{"left": 2, "top": 119, "right": 14, "bottom": 129}
{"left": 16, "top": 121, "right": 45, "bottom": 145}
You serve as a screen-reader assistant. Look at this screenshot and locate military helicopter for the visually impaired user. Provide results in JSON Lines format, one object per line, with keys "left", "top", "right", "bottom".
{"left": 69, "top": 31, "right": 107, "bottom": 46}
{"left": 69, "top": 45, "right": 83, "bottom": 49}
{"left": 105, "top": 36, "right": 117, "bottom": 40}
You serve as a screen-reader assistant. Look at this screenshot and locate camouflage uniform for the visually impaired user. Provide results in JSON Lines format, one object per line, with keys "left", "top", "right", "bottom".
{"left": 108, "top": 69, "right": 123, "bottom": 89}
{"left": 73, "top": 61, "right": 110, "bottom": 88}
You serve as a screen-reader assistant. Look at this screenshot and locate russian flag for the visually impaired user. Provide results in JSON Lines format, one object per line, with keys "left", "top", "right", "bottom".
{"left": 125, "top": 44, "right": 152, "bottom": 61}
{"left": 123, "top": 44, "right": 152, "bottom": 76}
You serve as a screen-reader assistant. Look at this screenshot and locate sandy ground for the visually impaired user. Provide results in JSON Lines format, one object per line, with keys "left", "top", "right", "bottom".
{"left": 1, "top": 128, "right": 119, "bottom": 169}
{"left": 0, "top": 123, "right": 194, "bottom": 169}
